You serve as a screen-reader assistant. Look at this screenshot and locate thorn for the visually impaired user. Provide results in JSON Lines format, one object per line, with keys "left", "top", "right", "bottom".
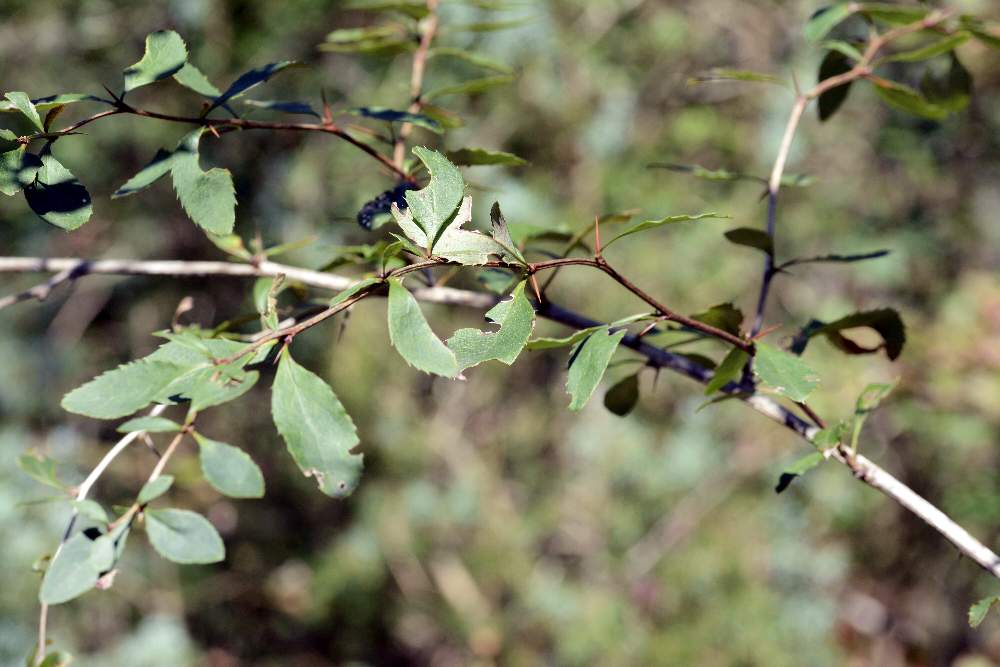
{"left": 529, "top": 274, "right": 543, "bottom": 303}
{"left": 593, "top": 215, "right": 603, "bottom": 258}
{"left": 206, "top": 124, "right": 221, "bottom": 139}
{"left": 751, "top": 323, "right": 782, "bottom": 341}
{"left": 101, "top": 84, "right": 122, "bottom": 105}
{"left": 637, "top": 320, "right": 661, "bottom": 339}
{"left": 321, "top": 89, "right": 334, "bottom": 127}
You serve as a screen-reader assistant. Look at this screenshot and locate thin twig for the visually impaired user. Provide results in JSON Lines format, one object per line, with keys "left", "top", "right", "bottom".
{"left": 393, "top": 0, "right": 440, "bottom": 169}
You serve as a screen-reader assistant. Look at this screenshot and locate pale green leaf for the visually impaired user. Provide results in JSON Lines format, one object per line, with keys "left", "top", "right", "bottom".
{"left": 604, "top": 213, "right": 728, "bottom": 248}
{"left": 195, "top": 433, "right": 265, "bottom": 499}
{"left": 117, "top": 416, "right": 181, "bottom": 433}
{"left": 3, "top": 91, "right": 43, "bottom": 131}
{"left": 0, "top": 148, "right": 42, "bottom": 196}
{"left": 387, "top": 278, "right": 458, "bottom": 377}
{"left": 271, "top": 350, "right": 363, "bottom": 498}
{"left": 753, "top": 343, "right": 821, "bottom": 402}
{"left": 170, "top": 129, "right": 236, "bottom": 235}
{"left": 0, "top": 93, "right": 104, "bottom": 114}
{"left": 688, "top": 69, "right": 786, "bottom": 87}
{"left": 343, "top": 0, "right": 429, "bottom": 18}
{"left": 172, "top": 62, "right": 221, "bottom": 97}
{"left": 138, "top": 475, "right": 175, "bottom": 505}
{"left": 24, "top": 150, "right": 92, "bottom": 230}
{"left": 61, "top": 360, "right": 187, "bottom": 419}
{"left": 424, "top": 75, "right": 513, "bottom": 101}
{"left": 805, "top": 4, "right": 854, "bottom": 43}
{"left": 404, "top": 146, "right": 465, "bottom": 248}
{"left": 447, "top": 281, "right": 535, "bottom": 371}
{"left": 145, "top": 508, "right": 225, "bottom": 564}
{"left": 566, "top": 328, "right": 627, "bottom": 410}
{"left": 428, "top": 47, "right": 513, "bottom": 74}
{"left": 704, "top": 347, "right": 750, "bottom": 395}
{"left": 329, "top": 278, "right": 381, "bottom": 308}
{"left": 970, "top": 596, "right": 1000, "bottom": 628}
{"left": 17, "top": 453, "right": 64, "bottom": 490}
{"left": 526, "top": 326, "right": 602, "bottom": 350}
{"left": 447, "top": 148, "right": 528, "bottom": 167}
{"left": 72, "top": 499, "right": 109, "bottom": 523}
{"left": 123, "top": 31, "right": 188, "bottom": 93}
{"left": 39, "top": 532, "right": 113, "bottom": 604}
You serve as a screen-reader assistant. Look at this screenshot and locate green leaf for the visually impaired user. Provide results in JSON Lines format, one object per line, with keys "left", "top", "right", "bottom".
{"left": 394, "top": 195, "right": 507, "bottom": 264}
{"left": 0, "top": 93, "right": 104, "bottom": 114}
{"left": 72, "top": 499, "right": 109, "bottom": 523}
{"left": 170, "top": 129, "right": 237, "bottom": 235}
{"left": 387, "top": 278, "right": 459, "bottom": 377}
{"left": 792, "top": 308, "right": 906, "bottom": 360}
{"left": 117, "top": 416, "right": 181, "bottom": 433}
{"left": 424, "top": 75, "right": 514, "bottom": 101}
{"left": 447, "top": 281, "right": 535, "bottom": 371}
{"left": 138, "top": 475, "right": 175, "bottom": 505}
{"left": 775, "top": 452, "right": 825, "bottom": 493}
{"left": 526, "top": 326, "right": 603, "bottom": 350}
{"left": 145, "top": 508, "right": 225, "bottom": 564}
{"left": 329, "top": 278, "right": 381, "bottom": 308}
{"left": 17, "top": 453, "right": 64, "bottom": 490}
{"left": 969, "top": 596, "right": 1000, "bottom": 628}
{"left": 404, "top": 146, "right": 465, "bottom": 249}
{"left": 753, "top": 343, "right": 820, "bottom": 402}
{"left": 429, "top": 47, "right": 513, "bottom": 74}
{"left": 724, "top": 227, "right": 773, "bottom": 255}
{"left": 271, "top": 350, "right": 363, "bottom": 498}
{"left": 704, "top": 347, "right": 750, "bottom": 396}
{"left": 920, "top": 54, "right": 972, "bottom": 114}
{"left": 780, "top": 249, "right": 889, "bottom": 268}
{"left": 112, "top": 148, "right": 179, "bottom": 198}
{"left": 884, "top": 32, "right": 970, "bottom": 63}
{"left": 446, "top": 148, "right": 528, "bottom": 167}
{"left": 172, "top": 62, "right": 221, "bottom": 97}
{"left": 179, "top": 367, "right": 260, "bottom": 412}
{"left": 343, "top": 0, "right": 430, "bottom": 19}
{"left": 39, "top": 532, "right": 113, "bottom": 604}
{"left": 244, "top": 99, "right": 319, "bottom": 117}
{"left": 62, "top": 360, "right": 185, "bottom": 419}
{"left": 489, "top": 201, "right": 527, "bottom": 264}
{"left": 207, "top": 61, "right": 299, "bottom": 114}
{"left": 3, "top": 91, "right": 43, "bottom": 131}
{"left": 350, "top": 107, "right": 442, "bottom": 133}
{"left": 0, "top": 148, "right": 42, "bottom": 196}
{"left": 691, "top": 303, "right": 744, "bottom": 336}
{"left": 36, "top": 651, "right": 73, "bottom": 667}
{"left": 856, "top": 380, "right": 898, "bottom": 414}
{"left": 447, "top": 18, "right": 534, "bottom": 33}
{"left": 805, "top": 4, "right": 854, "bottom": 43}
{"left": 818, "top": 50, "right": 854, "bottom": 122}
{"left": 821, "top": 39, "right": 865, "bottom": 62}
{"left": 195, "top": 433, "right": 265, "bottom": 499}
{"left": 566, "top": 328, "right": 627, "bottom": 411}
{"left": 814, "top": 421, "right": 849, "bottom": 447}
{"left": 604, "top": 373, "right": 640, "bottom": 417}
{"left": 688, "top": 69, "right": 786, "bottom": 87}
{"left": 857, "top": 3, "right": 929, "bottom": 25}
{"left": 604, "top": 212, "right": 728, "bottom": 248}
{"left": 123, "top": 31, "right": 188, "bottom": 93}
{"left": 24, "top": 149, "right": 92, "bottom": 230}
{"left": 869, "top": 76, "right": 948, "bottom": 120}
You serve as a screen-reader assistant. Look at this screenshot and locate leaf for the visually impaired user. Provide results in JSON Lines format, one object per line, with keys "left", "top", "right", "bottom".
{"left": 207, "top": 61, "right": 299, "bottom": 113}
{"left": 780, "top": 249, "right": 890, "bottom": 268}
{"left": 920, "top": 54, "right": 972, "bottom": 114}
{"left": 869, "top": 76, "right": 948, "bottom": 120}
{"left": 857, "top": 3, "right": 929, "bottom": 25}
{"left": 704, "top": 347, "right": 750, "bottom": 396}
{"left": 447, "top": 18, "right": 534, "bottom": 33}
{"left": 24, "top": 149, "right": 92, "bottom": 230}
{"left": 394, "top": 195, "right": 507, "bottom": 264}
{"left": 424, "top": 75, "right": 514, "bottom": 101}
{"left": 195, "top": 433, "right": 265, "bottom": 499}
{"left": 387, "top": 278, "right": 459, "bottom": 377}
{"left": 17, "top": 453, "right": 64, "bottom": 490}
{"left": 489, "top": 201, "right": 526, "bottom": 264}
{"left": 818, "top": 50, "right": 854, "bottom": 122}
{"left": 604, "top": 373, "right": 640, "bottom": 417}
{"left": 724, "top": 227, "right": 773, "bottom": 255}
{"left": 117, "top": 416, "right": 182, "bottom": 433}
{"left": 604, "top": 212, "right": 728, "bottom": 248}
{"left": 447, "top": 281, "right": 535, "bottom": 371}
{"left": 446, "top": 148, "right": 528, "bottom": 167}
{"left": 0, "top": 148, "right": 42, "bottom": 196}
{"left": 805, "top": 4, "right": 854, "bottom": 43}
{"left": 112, "top": 148, "right": 179, "bottom": 198}
{"left": 244, "top": 99, "right": 319, "bottom": 117}
{"left": 753, "top": 343, "right": 821, "bottom": 402}
{"left": 0, "top": 93, "right": 105, "bottom": 114}
{"left": 172, "top": 62, "right": 221, "bottom": 97}
{"left": 123, "top": 31, "right": 188, "bottom": 93}
{"left": 179, "top": 367, "right": 260, "bottom": 412}
{"left": 343, "top": 0, "right": 430, "bottom": 19}
{"left": 39, "top": 532, "right": 113, "bottom": 604}
{"left": 145, "top": 508, "right": 225, "bottom": 564}
{"left": 885, "top": 32, "right": 970, "bottom": 63}
{"left": 350, "top": 107, "right": 442, "bottom": 133}
{"left": 428, "top": 47, "right": 513, "bottom": 74}
{"left": 73, "top": 499, "right": 109, "bottom": 523}
{"left": 170, "top": 129, "right": 237, "bottom": 235}
{"left": 62, "top": 360, "right": 185, "bottom": 419}
{"left": 404, "top": 146, "right": 465, "bottom": 249}
{"left": 821, "top": 39, "right": 865, "bottom": 62}
{"left": 3, "top": 91, "right": 43, "bottom": 131}
{"left": 329, "top": 278, "right": 381, "bottom": 308}
{"left": 137, "top": 475, "right": 174, "bottom": 505}
{"left": 36, "top": 651, "right": 73, "bottom": 667}
{"left": 271, "top": 350, "right": 363, "bottom": 498}
{"left": 969, "top": 596, "right": 1000, "bottom": 628}
{"left": 526, "top": 326, "right": 603, "bottom": 350}
{"left": 566, "top": 328, "right": 627, "bottom": 410}
{"left": 775, "top": 452, "right": 825, "bottom": 493}
{"left": 688, "top": 69, "right": 786, "bottom": 87}
{"left": 856, "top": 380, "right": 898, "bottom": 414}
{"left": 792, "top": 308, "right": 906, "bottom": 360}
{"left": 691, "top": 303, "right": 743, "bottom": 336}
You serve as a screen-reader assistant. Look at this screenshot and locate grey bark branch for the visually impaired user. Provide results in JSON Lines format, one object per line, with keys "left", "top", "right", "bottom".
{"left": 2, "top": 255, "right": 997, "bottom": 580}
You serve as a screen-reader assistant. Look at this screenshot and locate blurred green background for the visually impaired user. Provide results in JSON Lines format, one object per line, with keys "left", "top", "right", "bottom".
{"left": 2, "top": 0, "right": 1000, "bottom": 665}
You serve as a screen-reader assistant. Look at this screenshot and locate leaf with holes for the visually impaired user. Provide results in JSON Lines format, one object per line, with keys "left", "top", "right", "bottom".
{"left": 403, "top": 147, "right": 465, "bottom": 249}
{"left": 447, "top": 281, "right": 535, "bottom": 371}
{"left": 271, "top": 350, "right": 363, "bottom": 498}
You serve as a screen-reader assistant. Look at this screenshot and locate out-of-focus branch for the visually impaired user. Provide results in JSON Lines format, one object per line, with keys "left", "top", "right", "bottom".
{"left": 3, "top": 254, "right": 999, "bottom": 581}
{"left": 393, "top": 0, "right": 440, "bottom": 169}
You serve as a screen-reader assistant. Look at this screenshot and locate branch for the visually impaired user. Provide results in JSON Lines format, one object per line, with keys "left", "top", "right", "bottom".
{"left": 393, "top": 0, "right": 440, "bottom": 168}
{"left": 4, "top": 254, "right": 999, "bottom": 580}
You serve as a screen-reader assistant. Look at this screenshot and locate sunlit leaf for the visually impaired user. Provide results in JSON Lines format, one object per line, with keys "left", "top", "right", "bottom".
{"left": 195, "top": 433, "right": 265, "bottom": 499}
{"left": 173, "top": 62, "right": 221, "bottom": 97}
{"left": 0, "top": 148, "right": 43, "bottom": 196}
{"left": 387, "top": 278, "right": 458, "bottom": 377}
{"left": 123, "top": 31, "right": 188, "bottom": 93}
{"left": 753, "top": 342, "right": 820, "bottom": 402}
{"left": 24, "top": 148, "right": 92, "bottom": 230}
{"left": 604, "top": 213, "right": 728, "bottom": 248}
{"left": 970, "top": 596, "right": 1000, "bottom": 628}
{"left": 566, "top": 327, "right": 627, "bottom": 410}
{"left": 447, "top": 147, "right": 527, "bottom": 167}
{"left": 404, "top": 146, "right": 465, "bottom": 249}
{"left": 447, "top": 281, "right": 535, "bottom": 371}
{"left": 884, "top": 32, "right": 970, "bottom": 63}
{"left": 3, "top": 91, "right": 43, "bottom": 131}
{"left": 704, "top": 347, "right": 750, "bottom": 396}
{"left": 17, "top": 453, "right": 64, "bottom": 490}
{"left": 39, "top": 532, "right": 114, "bottom": 604}
{"left": 169, "top": 129, "right": 236, "bottom": 235}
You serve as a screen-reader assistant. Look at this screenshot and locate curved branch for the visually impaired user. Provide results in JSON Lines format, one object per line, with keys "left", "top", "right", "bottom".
{"left": 2, "top": 254, "right": 998, "bottom": 580}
